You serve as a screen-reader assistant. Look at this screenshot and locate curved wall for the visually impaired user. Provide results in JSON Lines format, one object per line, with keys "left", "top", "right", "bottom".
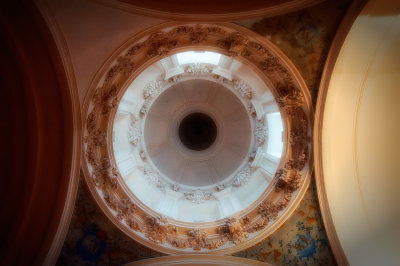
{"left": 96, "top": 0, "right": 323, "bottom": 21}
{"left": 321, "top": 0, "right": 400, "bottom": 265}
{"left": 0, "top": 2, "right": 80, "bottom": 265}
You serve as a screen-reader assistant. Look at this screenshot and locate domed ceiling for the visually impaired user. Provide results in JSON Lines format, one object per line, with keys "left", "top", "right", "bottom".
{"left": 113, "top": 51, "right": 280, "bottom": 223}
{"left": 82, "top": 23, "right": 312, "bottom": 254}
{"left": 3, "top": 0, "right": 360, "bottom": 264}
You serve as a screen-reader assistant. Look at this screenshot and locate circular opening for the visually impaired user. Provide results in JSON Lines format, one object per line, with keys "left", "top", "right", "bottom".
{"left": 179, "top": 112, "right": 217, "bottom": 151}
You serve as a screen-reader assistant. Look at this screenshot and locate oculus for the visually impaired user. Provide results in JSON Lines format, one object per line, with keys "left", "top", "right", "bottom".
{"left": 178, "top": 112, "right": 217, "bottom": 151}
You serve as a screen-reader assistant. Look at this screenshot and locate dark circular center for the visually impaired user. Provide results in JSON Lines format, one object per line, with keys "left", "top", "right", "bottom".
{"left": 179, "top": 113, "right": 217, "bottom": 151}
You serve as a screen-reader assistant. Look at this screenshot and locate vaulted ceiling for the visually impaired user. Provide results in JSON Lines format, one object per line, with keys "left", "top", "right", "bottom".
{"left": 1, "top": 0, "right": 399, "bottom": 265}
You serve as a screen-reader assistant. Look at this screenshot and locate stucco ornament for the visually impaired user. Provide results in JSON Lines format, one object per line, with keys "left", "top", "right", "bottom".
{"left": 233, "top": 80, "right": 253, "bottom": 99}
{"left": 127, "top": 127, "right": 141, "bottom": 146}
{"left": 218, "top": 217, "right": 248, "bottom": 244}
{"left": 82, "top": 23, "right": 312, "bottom": 254}
{"left": 254, "top": 119, "right": 268, "bottom": 146}
{"left": 132, "top": 64, "right": 261, "bottom": 199}
{"left": 143, "top": 80, "right": 164, "bottom": 99}
{"left": 232, "top": 165, "right": 252, "bottom": 187}
{"left": 184, "top": 190, "right": 217, "bottom": 204}
{"left": 186, "top": 63, "right": 211, "bottom": 75}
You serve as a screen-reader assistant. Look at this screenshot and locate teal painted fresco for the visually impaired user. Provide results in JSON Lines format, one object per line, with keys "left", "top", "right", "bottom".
{"left": 57, "top": 176, "right": 161, "bottom": 266}
{"left": 234, "top": 182, "right": 336, "bottom": 265}
{"left": 232, "top": 0, "right": 350, "bottom": 264}
{"left": 237, "top": 0, "right": 350, "bottom": 105}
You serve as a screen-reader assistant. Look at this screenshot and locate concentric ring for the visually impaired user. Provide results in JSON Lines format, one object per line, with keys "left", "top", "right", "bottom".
{"left": 81, "top": 22, "right": 312, "bottom": 254}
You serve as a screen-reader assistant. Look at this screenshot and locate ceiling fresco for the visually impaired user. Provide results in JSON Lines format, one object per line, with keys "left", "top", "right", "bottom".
{"left": 237, "top": 0, "right": 351, "bottom": 104}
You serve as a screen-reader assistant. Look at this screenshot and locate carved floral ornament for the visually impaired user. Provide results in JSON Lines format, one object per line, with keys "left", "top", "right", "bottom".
{"left": 129, "top": 66, "right": 266, "bottom": 200}
{"left": 82, "top": 23, "right": 312, "bottom": 254}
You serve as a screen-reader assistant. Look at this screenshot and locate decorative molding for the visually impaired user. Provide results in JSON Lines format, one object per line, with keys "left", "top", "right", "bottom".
{"left": 139, "top": 150, "right": 147, "bottom": 160}
{"left": 184, "top": 190, "right": 217, "bottom": 204}
{"left": 130, "top": 64, "right": 266, "bottom": 199}
{"left": 233, "top": 80, "right": 253, "bottom": 100}
{"left": 144, "top": 216, "right": 174, "bottom": 244}
{"left": 127, "top": 114, "right": 141, "bottom": 145}
{"left": 254, "top": 119, "right": 268, "bottom": 146}
{"left": 33, "top": 1, "right": 82, "bottom": 264}
{"left": 144, "top": 168, "right": 164, "bottom": 190}
{"left": 217, "top": 217, "right": 248, "bottom": 244}
{"left": 139, "top": 102, "right": 149, "bottom": 116}
{"left": 186, "top": 63, "right": 211, "bottom": 75}
{"left": 214, "top": 184, "right": 225, "bottom": 192}
{"left": 127, "top": 126, "right": 141, "bottom": 145}
{"left": 81, "top": 22, "right": 312, "bottom": 255}
{"left": 171, "top": 183, "right": 180, "bottom": 192}
{"left": 232, "top": 165, "right": 252, "bottom": 187}
{"left": 313, "top": 1, "right": 367, "bottom": 265}
{"left": 129, "top": 254, "right": 272, "bottom": 266}
{"left": 248, "top": 103, "right": 257, "bottom": 118}
{"left": 143, "top": 80, "right": 164, "bottom": 99}
{"left": 91, "top": 0, "right": 325, "bottom": 22}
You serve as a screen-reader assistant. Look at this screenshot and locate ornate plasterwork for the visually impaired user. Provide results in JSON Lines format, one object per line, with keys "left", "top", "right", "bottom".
{"left": 233, "top": 80, "right": 253, "bottom": 99}
{"left": 186, "top": 63, "right": 211, "bottom": 75}
{"left": 143, "top": 168, "right": 165, "bottom": 190}
{"left": 143, "top": 80, "right": 164, "bottom": 99}
{"left": 171, "top": 183, "right": 180, "bottom": 192}
{"left": 131, "top": 65, "right": 261, "bottom": 199}
{"left": 254, "top": 119, "right": 268, "bottom": 146}
{"left": 217, "top": 217, "right": 248, "bottom": 244}
{"left": 139, "top": 102, "right": 149, "bottom": 116}
{"left": 232, "top": 165, "right": 252, "bottom": 187}
{"left": 184, "top": 190, "right": 217, "bottom": 204}
{"left": 214, "top": 184, "right": 225, "bottom": 192}
{"left": 127, "top": 126, "right": 141, "bottom": 146}
{"left": 82, "top": 23, "right": 312, "bottom": 254}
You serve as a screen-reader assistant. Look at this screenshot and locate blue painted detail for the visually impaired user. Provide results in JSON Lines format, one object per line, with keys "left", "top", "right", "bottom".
{"left": 294, "top": 232, "right": 316, "bottom": 259}
{"left": 76, "top": 224, "right": 106, "bottom": 262}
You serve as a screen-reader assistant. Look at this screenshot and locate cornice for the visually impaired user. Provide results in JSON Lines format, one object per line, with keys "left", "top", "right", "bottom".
{"left": 127, "top": 254, "right": 272, "bottom": 265}
{"left": 313, "top": 1, "right": 367, "bottom": 265}
{"left": 90, "top": 0, "right": 325, "bottom": 22}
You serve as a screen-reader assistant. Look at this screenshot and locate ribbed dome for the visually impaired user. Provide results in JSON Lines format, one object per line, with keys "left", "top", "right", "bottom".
{"left": 144, "top": 79, "right": 251, "bottom": 187}
{"left": 111, "top": 50, "right": 284, "bottom": 222}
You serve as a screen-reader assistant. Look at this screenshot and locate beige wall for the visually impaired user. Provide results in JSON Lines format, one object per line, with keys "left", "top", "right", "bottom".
{"left": 322, "top": 0, "right": 400, "bottom": 265}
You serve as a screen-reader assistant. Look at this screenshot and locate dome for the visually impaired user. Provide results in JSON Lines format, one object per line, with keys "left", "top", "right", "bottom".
{"left": 144, "top": 79, "right": 251, "bottom": 186}
{"left": 82, "top": 23, "right": 312, "bottom": 254}
{"left": 112, "top": 51, "right": 283, "bottom": 222}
